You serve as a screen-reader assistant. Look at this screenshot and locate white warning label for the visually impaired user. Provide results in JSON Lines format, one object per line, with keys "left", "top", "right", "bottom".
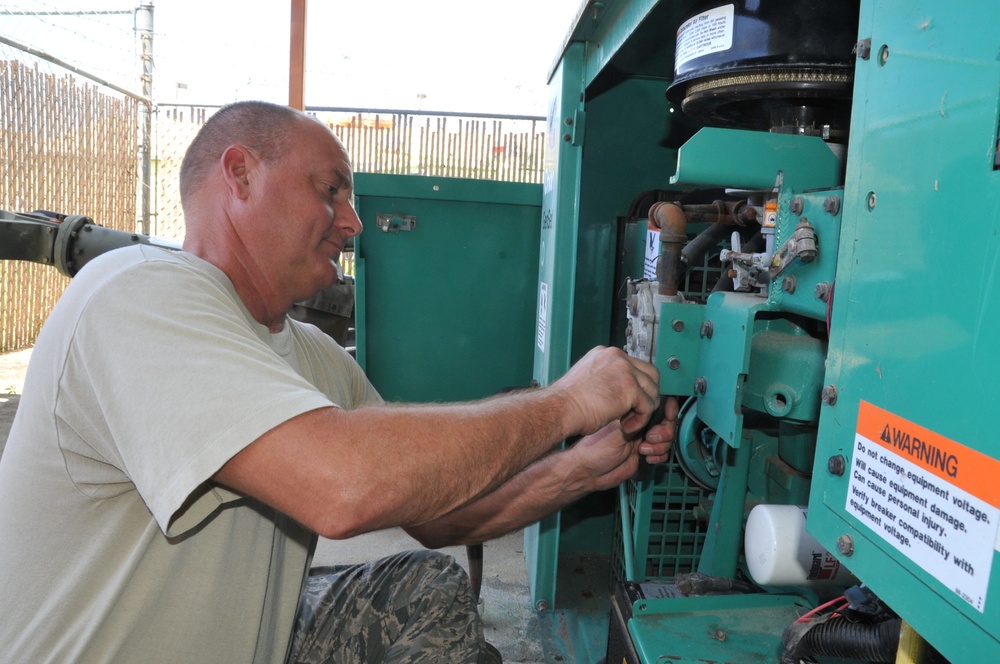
{"left": 536, "top": 282, "right": 548, "bottom": 351}
{"left": 643, "top": 228, "right": 659, "bottom": 281}
{"left": 675, "top": 4, "right": 735, "bottom": 70}
{"left": 847, "top": 401, "right": 1000, "bottom": 612}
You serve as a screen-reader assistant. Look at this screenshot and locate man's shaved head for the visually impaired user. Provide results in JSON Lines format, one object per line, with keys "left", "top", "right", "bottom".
{"left": 179, "top": 101, "right": 314, "bottom": 209}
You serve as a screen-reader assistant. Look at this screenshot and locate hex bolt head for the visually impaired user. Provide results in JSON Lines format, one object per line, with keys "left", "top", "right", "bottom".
{"left": 700, "top": 321, "right": 714, "bottom": 339}
{"left": 815, "top": 282, "right": 831, "bottom": 302}
{"left": 782, "top": 276, "right": 796, "bottom": 294}
{"left": 828, "top": 455, "right": 846, "bottom": 476}
{"left": 694, "top": 377, "right": 708, "bottom": 395}
{"left": 672, "top": 319, "right": 685, "bottom": 332}
{"left": 837, "top": 534, "right": 855, "bottom": 556}
{"left": 823, "top": 195, "right": 841, "bottom": 216}
{"left": 790, "top": 197, "right": 804, "bottom": 215}
{"left": 821, "top": 385, "right": 838, "bottom": 406}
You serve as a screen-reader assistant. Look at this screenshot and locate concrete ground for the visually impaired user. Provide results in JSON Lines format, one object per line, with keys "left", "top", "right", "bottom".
{"left": 0, "top": 348, "right": 548, "bottom": 663}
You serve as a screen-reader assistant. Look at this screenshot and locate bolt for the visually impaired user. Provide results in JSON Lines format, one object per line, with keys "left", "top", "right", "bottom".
{"left": 562, "top": 134, "right": 571, "bottom": 143}
{"left": 667, "top": 356, "right": 681, "bottom": 370}
{"left": 700, "top": 321, "right": 714, "bottom": 339}
{"left": 565, "top": 117, "right": 573, "bottom": 125}
{"left": 790, "top": 197, "right": 804, "bottom": 215}
{"left": 823, "top": 195, "right": 841, "bottom": 216}
{"left": 867, "top": 191, "right": 877, "bottom": 210}
{"left": 535, "top": 599, "right": 549, "bottom": 612}
{"left": 821, "top": 384, "right": 838, "bottom": 406}
{"left": 782, "top": 276, "right": 796, "bottom": 294}
{"left": 815, "top": 282, "right": 831, "bottom": 302}
{"left": 837, "top": 534, "right": 855, "bottom": 556}
{"left": 855, "top": 38, "right": 872, "bottom": 60}
{"left": 694, "top": 377, "right": 708, "bottom": 395}
{"left": 672, "top": 319, "right": 685, "bottom": 332}
{"left": 827, "top": 455, "right": 846, "bottom": 476}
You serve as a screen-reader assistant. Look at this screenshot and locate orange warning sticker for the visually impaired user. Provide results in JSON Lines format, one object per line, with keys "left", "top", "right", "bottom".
{"left": 858, "top": 400, "right": 1000, "bottom": 508}
{"left": 849, "top": 400, "right": 1000, "bottom": 612}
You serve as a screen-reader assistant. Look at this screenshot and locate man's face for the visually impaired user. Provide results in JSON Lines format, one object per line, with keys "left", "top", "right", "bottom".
{"left": 245, "top": 119, "right": 362, "bottom": 308}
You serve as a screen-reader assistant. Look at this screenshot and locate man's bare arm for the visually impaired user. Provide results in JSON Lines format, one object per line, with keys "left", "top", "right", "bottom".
{"left": 406, "top": 397, "right": 679, "bottom": 548}
{"left": 212, "top": 347, "right": 660, "bottom": 540}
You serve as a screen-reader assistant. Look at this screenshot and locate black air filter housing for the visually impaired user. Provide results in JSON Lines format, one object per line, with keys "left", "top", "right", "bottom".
{"left": 666, "top": 1, "right": 861, "bottom": 140}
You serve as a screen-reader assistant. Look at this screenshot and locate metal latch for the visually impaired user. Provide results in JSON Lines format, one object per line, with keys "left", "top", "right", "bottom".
{"left": 376, "top": 214, "right": 417, "bottom": 233}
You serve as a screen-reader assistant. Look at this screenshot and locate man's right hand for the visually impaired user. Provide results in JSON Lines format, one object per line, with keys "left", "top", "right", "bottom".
{"left": 551, "top": 346, "right": 660, "bottom": 438}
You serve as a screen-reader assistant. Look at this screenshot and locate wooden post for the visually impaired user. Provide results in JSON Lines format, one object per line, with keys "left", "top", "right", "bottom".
{"left": 289, "top": 0, "right": 307, "bottom": 110}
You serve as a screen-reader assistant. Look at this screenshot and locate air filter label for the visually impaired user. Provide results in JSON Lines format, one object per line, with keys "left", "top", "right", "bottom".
{"left": 675, "top": 4, "right": 735, "bottom": 70}
{"left": 846, "top": 400, "right": 1000, "bottom": 612}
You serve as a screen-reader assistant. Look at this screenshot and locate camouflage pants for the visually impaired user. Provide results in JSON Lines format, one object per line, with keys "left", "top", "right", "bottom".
{"left": 286, "top": 550, "right": 486, "bottom": 663}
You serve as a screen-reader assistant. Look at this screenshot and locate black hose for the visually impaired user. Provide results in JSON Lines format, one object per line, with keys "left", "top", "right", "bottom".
{"left": 780, "top": 617, "right": 901, "bottom": 664}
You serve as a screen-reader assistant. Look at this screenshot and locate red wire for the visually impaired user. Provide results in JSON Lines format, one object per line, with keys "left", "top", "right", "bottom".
{"left": 797, "top": 595, "right": 847, "bottom": 623}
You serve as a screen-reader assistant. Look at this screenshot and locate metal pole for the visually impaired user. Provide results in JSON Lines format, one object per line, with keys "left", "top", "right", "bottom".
{"left": 136, "top": 0, "right": 154, "bottom": 235}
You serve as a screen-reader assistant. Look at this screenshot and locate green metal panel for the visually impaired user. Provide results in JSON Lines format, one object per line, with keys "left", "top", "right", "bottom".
{"left": 526, "top": 41, "right": 586, "bottom": 608}
{"left": 628, "top": 593, "right": 811, "bottom": 663}
{"left": 670, "top": 128, "right": 843, "bottom": 192}
{"left": 808, "top": 2, "right": 1000, "bottom": 661}
{"left": 767, "top": 188, "right": 844, "bottom": 323}
{"left": 354, "top": 173, "right": 541, "bottom": 403}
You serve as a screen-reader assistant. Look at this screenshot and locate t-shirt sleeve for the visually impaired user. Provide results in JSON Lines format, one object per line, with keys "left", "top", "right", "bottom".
{"left": 55, "top": 256, "right": 338, "bottom": 537}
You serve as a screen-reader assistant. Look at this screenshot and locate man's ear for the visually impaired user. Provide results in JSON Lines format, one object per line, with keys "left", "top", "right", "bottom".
{"left": 220, "top": 145, "right": 257, "bottom": 200}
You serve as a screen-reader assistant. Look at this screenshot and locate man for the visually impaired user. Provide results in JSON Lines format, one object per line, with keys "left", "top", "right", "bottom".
{"left": 0, "top": 101, "right": 675, "bottom": 663}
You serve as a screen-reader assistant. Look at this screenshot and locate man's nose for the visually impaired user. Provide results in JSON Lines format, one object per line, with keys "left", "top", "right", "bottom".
{"left": 337, "top": 204, "right": 363, "bottom": 237}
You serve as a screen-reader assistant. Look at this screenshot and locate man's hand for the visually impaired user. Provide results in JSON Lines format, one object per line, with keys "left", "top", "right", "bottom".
{"left": 552, "top": 346, "right": 660, "bottom": 438}
{"left": 635, "top": 396, "right": 679, "bottom": 464}
{"left": 564, "top": 396, "right": 679, "bottom": 492}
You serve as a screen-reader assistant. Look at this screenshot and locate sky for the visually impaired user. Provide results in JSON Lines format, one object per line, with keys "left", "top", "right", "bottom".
{"left": 0, "top": 0, "right": 583, "bottom": 115}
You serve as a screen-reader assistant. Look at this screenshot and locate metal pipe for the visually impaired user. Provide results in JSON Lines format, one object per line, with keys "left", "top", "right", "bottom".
{"left": 650, "top": 201, "right": 687, "bottom": 297}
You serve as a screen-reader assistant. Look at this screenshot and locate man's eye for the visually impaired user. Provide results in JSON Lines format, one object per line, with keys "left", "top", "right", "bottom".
{"left": 327, "top": 185, "right": 339, "bottom": 197}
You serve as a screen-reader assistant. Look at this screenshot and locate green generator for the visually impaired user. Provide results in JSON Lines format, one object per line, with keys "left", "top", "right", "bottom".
{"left": 526, "top": 0, "right": 1000, "bottom": 662}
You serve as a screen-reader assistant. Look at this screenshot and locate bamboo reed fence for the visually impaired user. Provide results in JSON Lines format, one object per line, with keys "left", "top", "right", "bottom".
{"left": 1, "top": 60, "right": 138, "bottom": 354}
{"left": 2, "top": 92, "right": 547, "bottom": 354}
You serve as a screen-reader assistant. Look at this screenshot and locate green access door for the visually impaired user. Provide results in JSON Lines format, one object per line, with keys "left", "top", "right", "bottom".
{"left": 354, "top": 173, "right": 542, "bottom": 403}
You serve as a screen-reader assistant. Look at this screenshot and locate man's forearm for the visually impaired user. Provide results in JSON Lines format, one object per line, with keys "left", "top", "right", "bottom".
{"left": 405, "top": 447, "right": 591, "bottom": 548}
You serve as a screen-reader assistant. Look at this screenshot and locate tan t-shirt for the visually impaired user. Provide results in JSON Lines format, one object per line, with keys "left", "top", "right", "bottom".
{"left": 0, "top": 246, "right": 380, "bottom": 663}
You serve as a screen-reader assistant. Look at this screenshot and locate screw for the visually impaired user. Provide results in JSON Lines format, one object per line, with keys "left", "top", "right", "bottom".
{"left": 694, "top": 377, "right": 707, "bottom": 395}
{"left": 878, "top": 44, "right": 890, "bottom": 66}
{"left": 815, "top": 282, "right": 831, "bottom": 302}
{"left": 667, "top": 356, "right": 681, "bottom": 370}
{"left": 790, "top": 197, "right": 804, "bottom": 215}
{"left": 565, "top": 117, "right": 573, "bottom": 125}
{"left": 700, "top": 321, "right": 714, "bottom": 339}
{"left": 821, "top": 385, "right": 838, "bottom": 406}
{"left": 828, "top": 455, "right": 846, "bottom": 476}
{"left": 837, "top": 534, "right": 855, "bottom": 556}
{"left": 562, "top": 134, "right": 571, "bottom": 142}
{"left": 672, "top": 319, "right": 685, "bottom": 332}
{"left": 782, "top": 276, "right": 796, "bottom": 294}
{"left": 823, "top": 195, "right": 841, "bottom": 216}
{"left": 867, "top": 191, "right": 877, "bottom": 210}
{"left": 535, "top": 599, "right": 549, "bottom": 612}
